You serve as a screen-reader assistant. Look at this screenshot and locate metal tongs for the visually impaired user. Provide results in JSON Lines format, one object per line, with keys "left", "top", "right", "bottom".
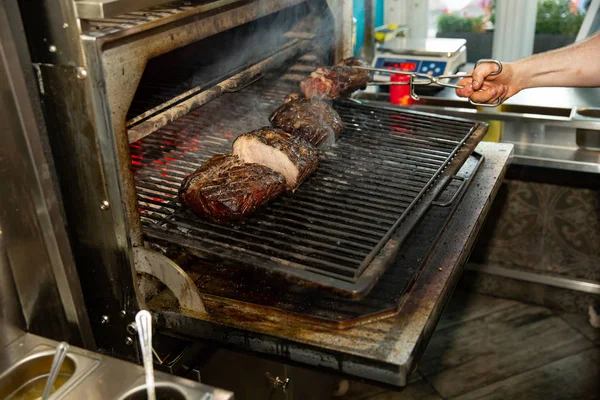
{"left": 359, "top": 59, "right": 503, "bottom": 107}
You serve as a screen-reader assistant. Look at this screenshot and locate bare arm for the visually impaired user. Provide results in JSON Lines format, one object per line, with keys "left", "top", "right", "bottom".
{"left": 456, "top": 32, "right": 600, "bottom": 104}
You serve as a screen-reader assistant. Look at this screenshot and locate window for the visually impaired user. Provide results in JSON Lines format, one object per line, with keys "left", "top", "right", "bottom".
{"left": 429, "top": 0, "right": 589, "bottom": 62}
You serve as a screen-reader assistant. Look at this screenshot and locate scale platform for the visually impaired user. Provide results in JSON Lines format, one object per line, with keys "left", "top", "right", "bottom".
{"left": 373, "top": 37, "right": 467, "bottom": 82}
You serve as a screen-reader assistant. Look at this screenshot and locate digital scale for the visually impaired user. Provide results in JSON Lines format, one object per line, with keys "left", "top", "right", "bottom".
{"left": 372, "top": 37, "right": 467, "bottom": 94}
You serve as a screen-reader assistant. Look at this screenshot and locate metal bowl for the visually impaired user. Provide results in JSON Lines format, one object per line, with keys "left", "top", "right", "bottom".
{"left": 118, "top": 382, "right": 187, "bottom": 400}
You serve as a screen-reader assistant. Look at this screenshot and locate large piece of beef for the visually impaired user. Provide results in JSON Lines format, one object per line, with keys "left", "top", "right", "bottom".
{"left": 179, "top": 154, "right": 286, "bottom": 224}
{"left": 232, "top": 127, "right": 319, "bottom": 190}
{"left": 269, "top": 93, "right": 344, "bottom": 148}
{"left": 300, "top": 57, "right": 371, "bottom": 100}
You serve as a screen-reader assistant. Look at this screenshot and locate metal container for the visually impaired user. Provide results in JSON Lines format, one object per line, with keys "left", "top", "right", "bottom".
{"left": 0, "top": 334, "right": 233, "bottom": 400}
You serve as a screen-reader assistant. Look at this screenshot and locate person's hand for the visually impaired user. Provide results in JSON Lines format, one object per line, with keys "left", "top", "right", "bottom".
{"left": 456, "top": 62, "right": 523, "bottom": 105}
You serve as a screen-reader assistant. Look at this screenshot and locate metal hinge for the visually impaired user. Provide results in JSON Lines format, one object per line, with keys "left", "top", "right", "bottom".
{"left": 265, "top": 372, "right": 290, "bottom": 393}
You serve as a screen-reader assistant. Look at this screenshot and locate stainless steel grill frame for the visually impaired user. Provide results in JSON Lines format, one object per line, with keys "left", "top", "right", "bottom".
{"left": 153, "top": 142, "right": 513, "bottom": 388}
{"left": 23, "top": 0, "right": 352, "bottom": 359}
{"left": 149, "top": 152, "right": 483, "bottom": 329}
{"left": 130, "top": 71, "right": 487, "bottom": 297}
{"left": 15, "top": 0, "right": 514, "bottom": 386}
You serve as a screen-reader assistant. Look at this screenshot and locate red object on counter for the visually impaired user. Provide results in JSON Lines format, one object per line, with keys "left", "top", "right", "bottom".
{"left": 389, "top": 74, "right": 413, "bottom": 106}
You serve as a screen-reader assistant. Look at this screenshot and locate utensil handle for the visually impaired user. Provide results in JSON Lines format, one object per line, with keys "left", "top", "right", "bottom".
{"left": 136, "top": 310, "right": 156, "bottom": 400}
{"left": 42, "top": 342, "right": 69, "bottom": 400}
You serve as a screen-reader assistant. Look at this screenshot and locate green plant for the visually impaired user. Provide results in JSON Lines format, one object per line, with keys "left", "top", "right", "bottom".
{"left": 440, "top": 0, "right": 585, "bottom": 35}
{"left": 437, "top": 13, "right": 485, "bottom": 33}
{"left": 484, "top": 0, "right": 583, "bottom": 34}
{"left": 536, "top": 0, "right": 585, "bottom": 35}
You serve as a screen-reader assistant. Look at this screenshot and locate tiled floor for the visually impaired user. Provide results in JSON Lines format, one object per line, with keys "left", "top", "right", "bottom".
{"left": 341, "top": 291, "right": 600, "bottom": 400}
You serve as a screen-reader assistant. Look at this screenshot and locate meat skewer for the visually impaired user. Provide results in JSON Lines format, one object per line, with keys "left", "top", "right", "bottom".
{"left": 179, "top": 154, "right": 287, "bottom": 224}
{"left": 269, "top": 93, "right": 344, "bottom": 148}
{"left": 179, "top": 70, "right": 329, "bottom": 223}
{"left": 233, "top": 127, "right": 319, "bottom": 191}
{"left": 300, "top": 57, "right": 371, "bottom": 100}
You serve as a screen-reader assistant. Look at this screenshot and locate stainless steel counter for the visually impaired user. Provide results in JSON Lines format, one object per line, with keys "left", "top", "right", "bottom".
{"left": 0, "top": 333, "right": 234, "bottom": 399}
{"left": 356, "top": 70, "right": 600, "bottom": 173}
{"left": 433, "top": 79, "right": 600, "bottom": 111}
{"left": 436, "top": 62, "right": 600, "bottom": 109}
{"left": 427, "top": 64, "right": 600, "bottom": 173}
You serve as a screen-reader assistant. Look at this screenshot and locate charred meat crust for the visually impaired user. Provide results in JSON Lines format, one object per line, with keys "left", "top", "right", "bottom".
{"left": 233, "top": 127, "right": 319, "bottom": 190}
{"left": 300, "top": 57, "right": 371, "bottom": 100}
{"left": 332, "top": 57, "right": 371, "bottom": 93}
{"left": 300, "top": 67, "right": 340, "bottom": 100}
{"left": 178, "top": 154, "right": 286, "bottom": 224}
{"left": 269, "top": 93, "right": 344, "bottom": 147}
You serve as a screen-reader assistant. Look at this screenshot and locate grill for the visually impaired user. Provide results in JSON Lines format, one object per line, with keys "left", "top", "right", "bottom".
{"left": 21, "top": 0, "right": 510, "bottom": 383}
{"left": 159, "top": 156, "right": 481, "bottom": 327}
{"left": 130, "top": 65, "right": 487, "bottom": 298}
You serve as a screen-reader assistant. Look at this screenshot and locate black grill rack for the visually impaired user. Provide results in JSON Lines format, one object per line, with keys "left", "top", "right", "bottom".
{"left": 130, "top": 70, "right": 487, "bottom": 298}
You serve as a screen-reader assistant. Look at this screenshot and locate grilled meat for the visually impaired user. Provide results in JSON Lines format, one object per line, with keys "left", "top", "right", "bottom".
{"left": 179, "top": 154, "right": 286, "bottom": 224}
{"left": 300, "top": 57, "right": 371, "bottom": 100}
{"left": 300, "top": 67, "right": 340, "bottom": 100}
{"left": 233, "top": 127, "right": 319, "bottom": 190}
{"left": 269, "top": 93, "right": 344, "bottom": 148}
{"left": 334, "top": 57, "right": 371, "bottom": 92}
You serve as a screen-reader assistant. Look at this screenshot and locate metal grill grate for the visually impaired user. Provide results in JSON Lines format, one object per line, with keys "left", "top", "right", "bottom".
{"left": 84, "top": 1, "right": 201, "bottom": 38}
{"left": 130, "top": 69, "right": 486, "bottom": 297}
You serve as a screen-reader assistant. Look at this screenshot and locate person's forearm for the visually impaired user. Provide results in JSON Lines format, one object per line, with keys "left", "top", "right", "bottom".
{"left": 512, "top": 32, "right": 600, "bottom": 89}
